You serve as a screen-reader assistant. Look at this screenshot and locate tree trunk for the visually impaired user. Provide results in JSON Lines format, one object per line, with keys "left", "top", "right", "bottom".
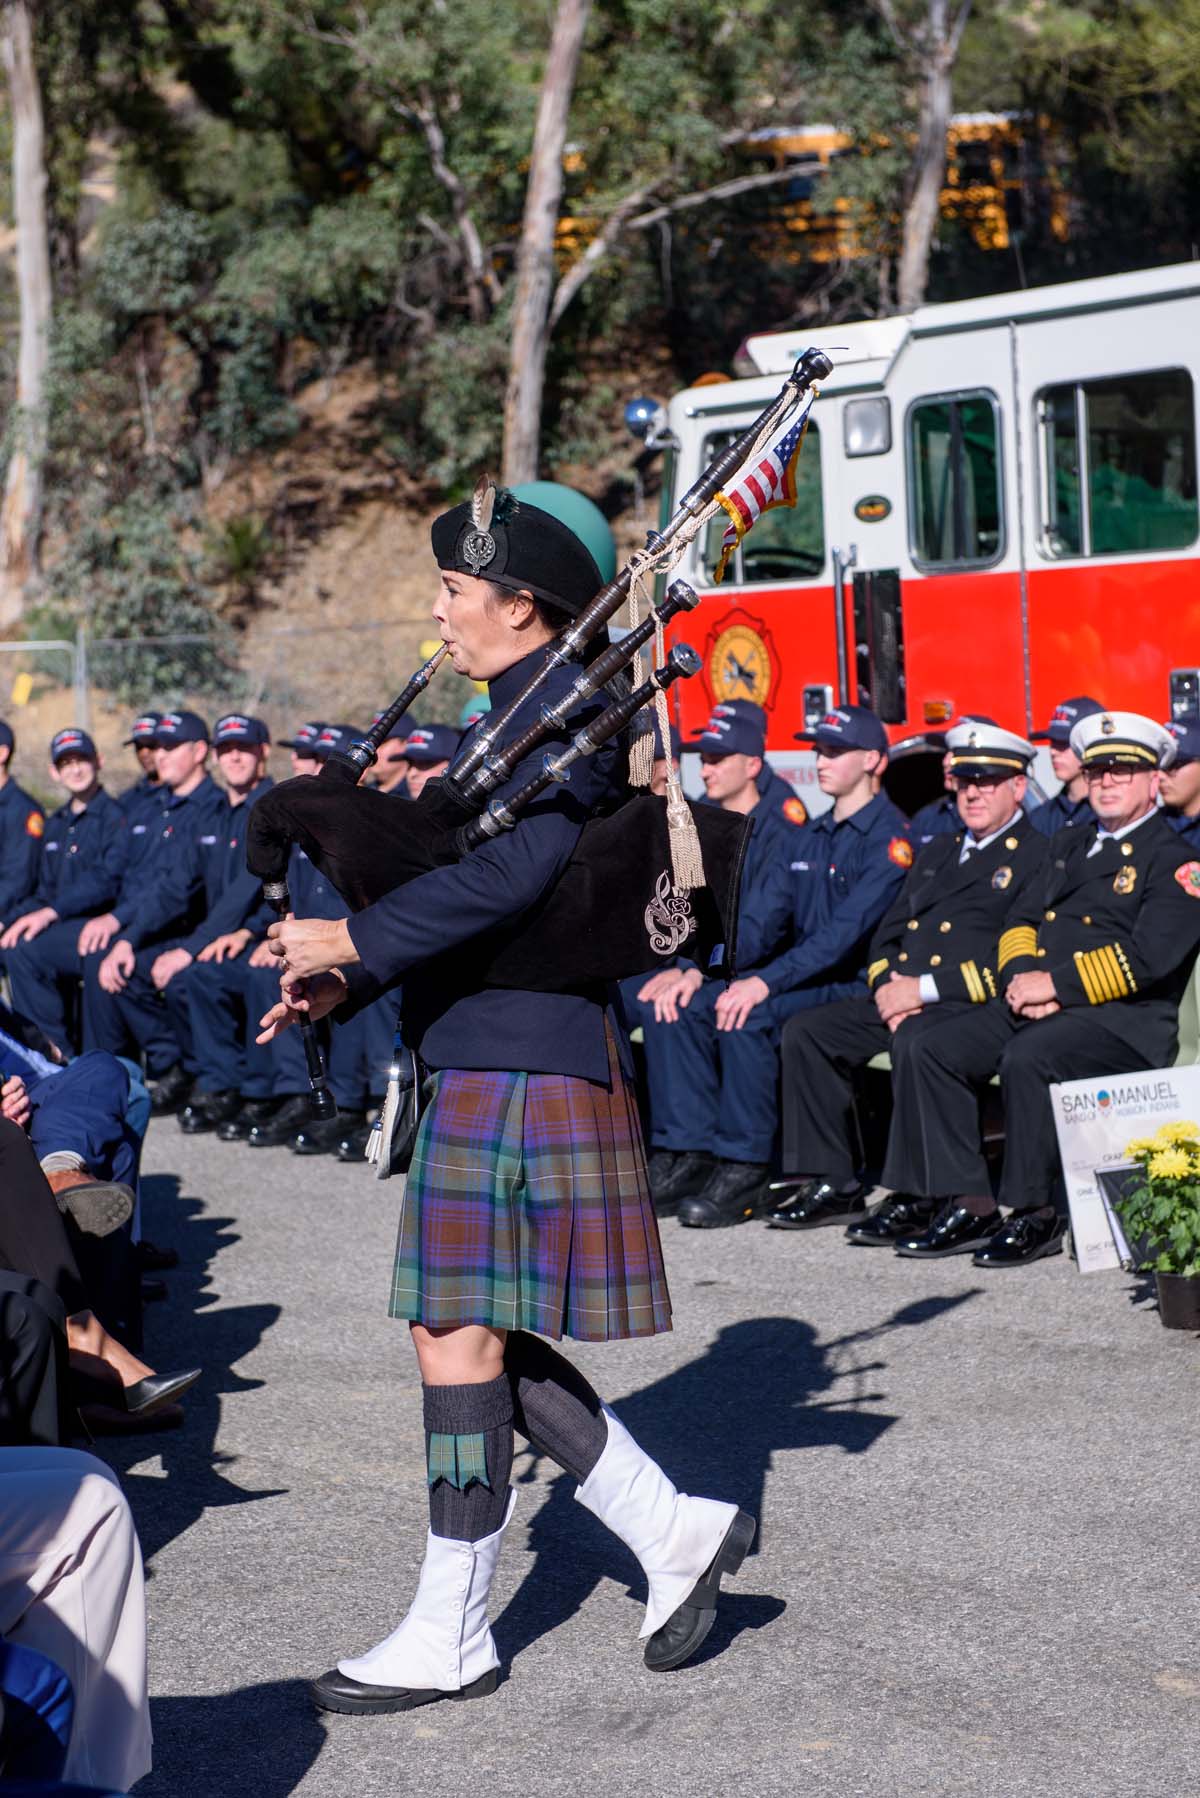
{"left": 893, "top": 0, "right": 971, "bottom": 313}
{"left": 0, "top": 0, "right": 52, "bottom": 626}
{"left": 501, "top": 0, "right": 591, "bottom": 487}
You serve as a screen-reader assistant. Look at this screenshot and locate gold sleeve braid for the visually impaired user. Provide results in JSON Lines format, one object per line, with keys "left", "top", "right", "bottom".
{"left": 997, "top": 926, "right": 1038, "bottom": 971}
{"left": 867, "top": 958, "right": 889, "bottom": 987}
{"left": 959, "top": 960, "right": 987, "bottom": 1003}
{"left": 983, "top": 965, "right": 996, "bottom": 998}
{"left": 1073, "top": 942, "right": 1137, "bottom": 1005}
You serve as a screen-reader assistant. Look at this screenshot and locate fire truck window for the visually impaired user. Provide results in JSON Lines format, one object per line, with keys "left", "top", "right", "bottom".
{"left": 909, "top": 392, "right": 1002, "bottom": 567}
{"left": 1039, "top": 370, "right": 1198, "bottom": 558}
{"left": 698, "top": 422, "right": 824, "bottom": 584}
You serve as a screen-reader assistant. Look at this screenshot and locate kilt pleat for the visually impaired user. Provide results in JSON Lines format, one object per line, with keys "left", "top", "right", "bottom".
{"left": 388, "top": 1028, "right": 672, "bottom": 1342}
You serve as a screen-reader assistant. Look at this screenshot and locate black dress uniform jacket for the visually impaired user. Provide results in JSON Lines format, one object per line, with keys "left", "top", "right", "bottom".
{"left": 866, "top": 814, "right": 1048, "bottom": 1004}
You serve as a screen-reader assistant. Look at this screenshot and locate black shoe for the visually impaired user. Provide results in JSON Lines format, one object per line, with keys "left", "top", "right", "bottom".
{"left": 178, "top": 1090, "right": 240, "bottom": 1135}
{"left": 140, "top": 1275, "right": 168, "bottom": 1303}
{"left": 894, "top": 1201, "right": 1004, "bottom": 1259}
{"left": 247, "top": 1094, "right": 312, "bottom": 1147}
{"left": 648, "top": 1149, "right": 715, "bottom": 1216}
{"left": 765, "top": 1177, "right": 866, "bottom": 1230}
{"left": 292, "top": 1111, "right": 365, "bottom": 1156}
{"left": 217, "top": 1097, "right": 281, "bottom": 1142}
{"left": 148, "top": 1064, "right": 194, "bottom": 1115}
{"left": 337, "top": 1122, "right": 374, "bottom": 1163}
{"left": 644, "top": 1509, "right": 756, "bottom": 1672}
{"left": 123, "top": 1368, "right": 202, "bottom": 1415}
{"left": 135, "top": 1238, "right": 179, "bottom": 1272}
{"left": 309, "top": 1666, "right": 499, "bottom": 1715}
{"left": 845, "top": 1192, "right": 935, "bottom": 1247}
{"left": 972, "top": 1210, "right": 1065, "bottom": 1267}
{"left": 678, "top": 1161, "right": 770, "bottom": 1229}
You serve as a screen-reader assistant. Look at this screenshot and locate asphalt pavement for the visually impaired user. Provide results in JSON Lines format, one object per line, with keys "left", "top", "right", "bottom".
{"left": 104, "top": 1119, "right": 1200, "bottom": 1798}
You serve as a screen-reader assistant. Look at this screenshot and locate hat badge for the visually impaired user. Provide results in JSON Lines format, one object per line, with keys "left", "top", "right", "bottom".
{"left": 462, "top": 472, "right": 499, "bottom": 574}
{"left": 1100, "top": 715, "right": 1116, "bottom": 735}
{"left": 967, "top": 729, "right": 979, "bottom": 748}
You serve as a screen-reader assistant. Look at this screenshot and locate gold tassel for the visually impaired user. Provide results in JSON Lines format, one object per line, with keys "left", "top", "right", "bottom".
{"left": 665, "top": 774, "right": 705, "bottom": 890}
{"left": 626, "top": 564, "right": 655, "bottom": 788}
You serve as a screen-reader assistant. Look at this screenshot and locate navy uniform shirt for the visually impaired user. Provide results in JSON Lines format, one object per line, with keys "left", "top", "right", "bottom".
{"left": 112, "top": 774, "right": 228, "bottom": 950}
{"left": 1164, "top": 807, "right": 1200, "bottom": 849}
{"left": 0, "top": 780, "right": 45, "bottom": 923}
{"left": 178, "top": 776, "right": 276, "bottom": 954}
{"left": 11, "top": 789, "right": 129, "bottom": 923}
{"left": 737, "top": 789, "right": 912, "bottom": 995}
{"left": 344, "top": 644, "right": 623, "bottom": 1082}
{"left": 118, "top": 775, "right": 167, "bottom": 871}
{"left": 1029, "top": 789, "right": 1094, "bottom": 836}
{"left": 909, "top": 791, "right": 959, "bottom": 847}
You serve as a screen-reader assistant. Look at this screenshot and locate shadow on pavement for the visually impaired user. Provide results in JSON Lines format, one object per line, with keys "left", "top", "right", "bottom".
{"left": 102, "top": 1174, "right": 287, "bottom": 1565}
{"left": 497, "top": 1297, "right": 978, "bottom": 1667}
{"left": 135, "top": 1679, "right": 326, "bottom": 1797}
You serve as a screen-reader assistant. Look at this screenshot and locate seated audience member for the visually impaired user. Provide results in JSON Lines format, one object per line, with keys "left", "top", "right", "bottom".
{"left": 868, "top": 712, "right": 1200, "bottom": 1268}
{"left": 0, "top": 1117, "right": 199, "bottom": 1424}
{"left": 908, "top": 741, "right": 959, "bottom": 845}
{"left": 401, "top": 723, "right": 459, "bottom": 798}
{"left": 0, "top": 1634, "right": 75, "bottom": 1781}
{"left": 276, "top": 718, "right": 326, "bottom": 776}
{"left": 0, "top": 1446, "right": 152, "bottom": 1792}
{"left": 0, "top": 1276, "right": 66, "bottom": 1448}
{"left": 81, "top": 712, "right": 226, "bottom": 1112}
{"left": 0, "top": 721, "right": 45, "bottom": 944}
{"left": 1028, "top": 694, "right": 1103, "bottom": 834}
{"left": 639, "top": 706, "right": 910, "bottom": 1229}
{"left": 115, "top": 710, "right": 163, "bottom": 823}
{"left": 770, "top": 719, "right": 1045, "bottom": 1237}
{"left": 1160, "top": 714, "right": 1200, "bottom": 845}
{"left": 371, "top": 711, "right": 416, "bottom": 795}
{"left": 1, "top": 730, "right": 130, "bottom": 1053}
{"left": 629, "top": 700, "right": 811, "bottom": 1216}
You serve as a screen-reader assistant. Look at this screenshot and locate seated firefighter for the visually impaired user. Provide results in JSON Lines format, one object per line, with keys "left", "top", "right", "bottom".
{"left": 771, "top": 719, "right": 1045, "bottom": 1237}
{"left": 638, "top": 705, "right": 911, "bottom": 1230}
{"left": 787, "top": 711, "right": 1200, "bottom": 1268}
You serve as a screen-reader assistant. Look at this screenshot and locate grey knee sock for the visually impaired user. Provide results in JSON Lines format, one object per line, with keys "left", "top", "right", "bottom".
{"left": 422, "top": 1374, "right": 513, "bottom": 1541}
{"left": 504, "top": 1332, "right": 608, "bottom": 1484}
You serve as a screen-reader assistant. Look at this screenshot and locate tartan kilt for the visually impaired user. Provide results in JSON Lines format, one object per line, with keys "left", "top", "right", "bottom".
{"left": 388, "top": 1027, "right": 671, "bottom": 1342}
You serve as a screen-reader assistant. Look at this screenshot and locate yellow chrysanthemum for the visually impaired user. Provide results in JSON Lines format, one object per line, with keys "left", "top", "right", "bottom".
{"left": 1154, "top": 1120, "right": 1200, "bottom": 1145}
{"left": 1124, "top": 1136, "right": 1157, "bottom": 1158}
{"left": 1149, "top": 1147, "right": 1192, "bottom": 1180}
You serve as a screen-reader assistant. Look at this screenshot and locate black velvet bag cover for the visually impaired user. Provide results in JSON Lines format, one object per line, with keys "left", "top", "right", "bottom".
{"left": 245, "top": 778, "right": 751, "bottom": 988}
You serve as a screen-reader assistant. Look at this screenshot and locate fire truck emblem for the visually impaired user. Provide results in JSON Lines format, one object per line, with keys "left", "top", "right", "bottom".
{"left": 704, "top": 608, "right": 781, "bottom": 710}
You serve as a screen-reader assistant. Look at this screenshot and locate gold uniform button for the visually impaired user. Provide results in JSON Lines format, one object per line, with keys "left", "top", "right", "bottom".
{"left": 1044, "top": 910, "right": 1056, "bottom": 921}
{"left": 1037, "top": 948, "right": 1047, "bottom": 958}
{"left": 907, "top": 919, "right": 919, "bottom": 931}
{"left": 939, "top": 920, "right": 952, "bottom": 933}
{"left": 898, "top": 953, "right": 909, "bottom": 963}
{"left": 929, "top": 954, "right": 942, "bottom": 967}
{"left": 1005, "top": 836, "right": 1019, "bottom": 850}
{"left": 1122, "top": 841, "right": 1134, "bottom": 855}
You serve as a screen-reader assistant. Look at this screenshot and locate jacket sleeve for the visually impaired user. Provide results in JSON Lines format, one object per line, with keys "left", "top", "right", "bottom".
{"left": 180, "top": 863, "right": 264, "bottom": 954}
{"left": 0, "top": 807, "right": 44, "bottom": 919}
{"left": 734, "top": 841, "right": 796, "bottom": 971}
{"left": 756, "top": 838, "right": 908, "bottom": 997}
{"left": 938, "top": 841, "right": 1049, "bottom": 1004}
{"left": 347, "top": 740, "right": 615, "bottom": 992}
{"left": 1051, "top": 852, "right": 1200, "bottom": 1006}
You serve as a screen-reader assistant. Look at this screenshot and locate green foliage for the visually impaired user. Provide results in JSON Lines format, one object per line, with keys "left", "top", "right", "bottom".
{"left": 1115, "top": 1126, "right": 1200, "bottom": 1276}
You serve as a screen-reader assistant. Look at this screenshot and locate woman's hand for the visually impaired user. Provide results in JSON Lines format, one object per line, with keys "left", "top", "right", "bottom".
{"left": 256, "top": 970, "right": 348, "bottom": 1044}
{"left": 266, "top": 916, "right": 358, "bottom": 981}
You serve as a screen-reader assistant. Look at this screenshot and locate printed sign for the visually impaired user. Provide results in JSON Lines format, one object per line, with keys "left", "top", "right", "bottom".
{"left": 1050, "top": 1064, "right": 1200, "bottom": 1272}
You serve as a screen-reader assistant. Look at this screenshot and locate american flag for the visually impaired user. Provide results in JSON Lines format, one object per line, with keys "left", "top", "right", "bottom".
{"left": 713, "top": 390, "right": 816, "bottom": 583}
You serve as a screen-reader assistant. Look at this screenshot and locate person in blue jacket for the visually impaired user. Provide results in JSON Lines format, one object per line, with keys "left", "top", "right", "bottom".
{"left": 2, "top": 730, "right": 130, "bottom": 1054}
{"left": 259, "top": 484, "right": 753, "bottom": 1708}
{"left": 657, "top": 706, "right": 912, "bottom": 1229}
{"left": 1028, "top": 694, "right": 1103, "bottom": 834}
{"left": 81, "top": 712, "right": 227, "bottom": 1111}
{"left": 0, "top": 721, "right": 45, "bottom": 940}
{"left": 115, "top": 711, "right": 164, "bottom": 821}
{"left": 629, "top": 700, "right": 809, "bottom": 1215}
{"left": 1159, "top": 714, "right": 1200, "bottom": 846}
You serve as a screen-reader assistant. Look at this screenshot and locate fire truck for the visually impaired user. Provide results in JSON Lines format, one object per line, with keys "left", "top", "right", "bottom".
{"left": 641, "top": 262, "right": 1200, "bottom": 812}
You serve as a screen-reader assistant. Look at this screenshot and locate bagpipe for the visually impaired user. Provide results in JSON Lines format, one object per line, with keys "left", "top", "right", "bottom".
{"left": 245, "top": 347, "right": 831, "bottom": 1112}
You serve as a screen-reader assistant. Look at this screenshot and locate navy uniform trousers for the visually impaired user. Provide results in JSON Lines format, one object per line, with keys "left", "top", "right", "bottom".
{"left": 81, "top": 943, "right": 190, "bottom": 1079}
{"left": 25, "top": 1053, "right": 139, "bottom": 1191}
{"left": 7, "top": 922, "right": 91, "bottom": 1053}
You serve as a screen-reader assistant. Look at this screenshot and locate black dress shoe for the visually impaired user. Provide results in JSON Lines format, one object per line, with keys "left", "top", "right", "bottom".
{"left": 337, "top": 1122, "right": 374, "bottom": 1162}
{"left": 247, "top": 1094, "right": 312, "bottom": 1147}
{"left": 148, "top": 1064, "right": 194, "bottom": 1115}
{"left": 292, "top": 1111, "right": 365, "bottom": 1156}
{"left": 644, "top": 1509, "right": 756, "bottom": 1672}
{"left": 123, "top": 1368, "right": 201, "bottom": 1414}
{"left": 648, "top": 1149, "right": 715, "bottom": 1215}
{"left": 765, "top": 1177, "right": 866, "bottom": 1230}
{"left": 678, "top": 1160, "right": 769, "bottom": 1229}
{"left": 972, "top": 1210, "right": 1065, "bottom": 1267}
{"left": 845, "top": 1192, "right": 935, "bottom": 1247}
{"left": 894, "top": 1201, "right": 1005, "bottom": 1259}
{"left": 217, "top": 1096, "right": 281, "bottom": 1142}
{"left": 178, "top": 1090, "right": 240, "bottom": 1135}
{"left": 135, "top": 1237, "right": 179, "bottom": 1271}
{"left": 309, "top": 1665, "right": 498, "bottom": 1714}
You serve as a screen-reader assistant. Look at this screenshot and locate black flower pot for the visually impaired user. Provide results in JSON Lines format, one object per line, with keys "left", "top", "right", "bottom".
{"left": 1155, "top": 1271, "right": 1200, "bottom": 1331}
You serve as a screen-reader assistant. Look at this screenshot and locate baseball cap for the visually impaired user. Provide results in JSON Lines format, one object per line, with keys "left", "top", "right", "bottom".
{"left": 794, "top": 704, "right": 888, "bottom": 754}
{"left": 276, "top": 720, "right": 326, "bottom": 752}
{"left": 123, "top": 711, "right": 162, "bottom": 746}
{"left": 312, "top": 724, "right": 363, "bottom": 760}
{"left": 50, "top": 727, "right": 98, "bottom": 765}
{"left": 374, "top": 711, "right": 416, "bottom": 744}
{"left": 153, "top": 711, "right": 209, "bottom": 746}
{"left": 685, "top": 699, "right": 767, "bottom": 758}
{"left": 404, "top": 725, "right": 459, "bottom": 767}
{"left": 1165, "top": 715, "right": 1200, "bottom": 764}
{"left": 459, "top": 695, "right": 492, "bottom": 731}
{"left": 213, "top": 713, "right": 269, "bottom": 748}
{"left": 1031, "top": 695, "right": 1104, "bottom": 745}
{"left": 0, "top": 720, "right": 14, "bottom": 752}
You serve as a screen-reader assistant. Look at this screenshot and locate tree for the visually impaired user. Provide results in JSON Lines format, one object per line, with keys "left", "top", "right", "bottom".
{"left": 872, "top": 1, "right": 973, "bottom": 311}
{"left": 1, "top": 0, "right": 53, "bottom": 625}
